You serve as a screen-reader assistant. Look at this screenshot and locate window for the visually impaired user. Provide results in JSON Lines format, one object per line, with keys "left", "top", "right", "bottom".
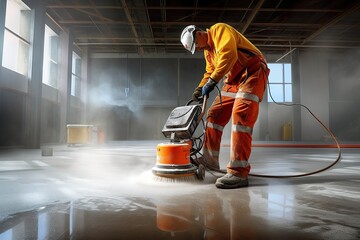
{"left": 38, "top": 213, "right": 48, "bottom": 240}
{"left": 0, "top": 229, "right": 13, "bottom": 240}
{"left": 267, "top": 63, "right": 292, "bottom": 102}
{"left": 2, "top": 0, "right": 31, "bottom": 76}
{"left": 42, "top": 25, "right": 59, "bottom": 87}
{"left": 71, "top": 52, "right": 81, "bottom": 97}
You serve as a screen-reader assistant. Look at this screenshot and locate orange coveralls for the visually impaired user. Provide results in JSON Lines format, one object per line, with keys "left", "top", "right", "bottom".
{"left": 198, "top": 23, "right": 269, "bottom": 177}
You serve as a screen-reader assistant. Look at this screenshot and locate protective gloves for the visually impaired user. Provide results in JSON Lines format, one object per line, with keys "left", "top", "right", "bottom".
{"left": 202, "top": 78, "right": 217, "bottom": 97}
{"left": 192, "top": 87, "right": 202, "bottom": 101}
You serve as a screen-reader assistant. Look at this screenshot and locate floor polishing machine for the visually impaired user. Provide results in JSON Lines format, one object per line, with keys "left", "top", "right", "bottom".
{"left": 152, "top": 96, "right": 209, "bottom": 180}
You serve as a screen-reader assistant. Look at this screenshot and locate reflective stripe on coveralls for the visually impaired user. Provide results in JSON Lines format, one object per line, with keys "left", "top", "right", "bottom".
{"left": 207, "top": 122, "right": 224, "bottom": 132}
{"left": 202, "top": 122, "right": 221, "bottom": 164}
{"left": 229, "top": 159, "right": 250, "bottom": 168}
{"left": 232, "top": 123, "right": 252, "bottom": 134}
{"left": 236, "top": 92, "right": 259, "bottom": 103}
{"left": 221, "top": 91, "right": 260, "bottom": 103}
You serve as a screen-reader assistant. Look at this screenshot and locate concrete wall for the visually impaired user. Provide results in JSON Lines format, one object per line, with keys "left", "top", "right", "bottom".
{"left": 299, "top": 49, "right": 330, "bottom": 141}
{"left": 297, "top": 48, "right": 360, "bottom": 142}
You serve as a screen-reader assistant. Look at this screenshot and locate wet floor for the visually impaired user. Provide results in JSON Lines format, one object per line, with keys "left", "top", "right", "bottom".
{"left": 0, "top": 141, "right": 359, "bottom": 239}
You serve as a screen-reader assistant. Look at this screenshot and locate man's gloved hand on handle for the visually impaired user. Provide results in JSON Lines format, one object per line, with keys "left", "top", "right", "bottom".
{"left": 201, "top": 78, "right": 217, "bottom": 98}
{"left": 192, "top": 87, "right": 203, "bottom": 101}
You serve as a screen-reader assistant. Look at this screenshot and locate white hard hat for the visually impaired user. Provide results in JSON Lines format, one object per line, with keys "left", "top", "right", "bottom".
{"left": 180, "top": 25, "right": 196, "bottom": 54}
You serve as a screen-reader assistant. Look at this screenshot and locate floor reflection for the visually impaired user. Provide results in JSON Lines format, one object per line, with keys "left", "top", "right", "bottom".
{"left": 0, "top": 196, "right": 204, "bottom": 240}
{"left": 0, "top": 188, "right": 322, "bottom": 240}
{"left": 267, "top": 187, "right": 295, "bottom": 219}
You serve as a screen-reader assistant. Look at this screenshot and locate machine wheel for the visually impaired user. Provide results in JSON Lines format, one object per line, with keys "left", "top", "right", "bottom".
{"left": 196, "top": 164, "right": 205, "bottom": 180}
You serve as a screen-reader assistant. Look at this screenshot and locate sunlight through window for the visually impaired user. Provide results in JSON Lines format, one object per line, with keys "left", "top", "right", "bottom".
{"left": 1, "top": 0, "right": 31, "bottom": 76}
{"left": 267, "top": 63, "right": 292, "bottom": 102}
{"left": 42, "top": 25, "right": 59, "bottom": 88}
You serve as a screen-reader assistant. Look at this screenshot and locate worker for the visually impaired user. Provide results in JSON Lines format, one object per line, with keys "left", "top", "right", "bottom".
{"left": 180, "top": 23, "right": 270, "bottom": 189}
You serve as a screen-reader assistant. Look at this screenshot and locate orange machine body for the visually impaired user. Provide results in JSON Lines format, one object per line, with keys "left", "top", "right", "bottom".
{"left": 156, "top": 142, "right": 191, "bottom": 165}
{"left": 153, "top": 141, "right": 198, "bottom": 178}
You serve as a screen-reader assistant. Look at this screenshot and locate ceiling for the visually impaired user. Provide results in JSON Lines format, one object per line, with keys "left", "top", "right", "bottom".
{"left": 46, "top": 0, "right": 360, "bottom": 55}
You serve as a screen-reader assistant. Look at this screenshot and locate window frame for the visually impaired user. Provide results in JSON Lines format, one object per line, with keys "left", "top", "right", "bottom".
{"left": 267, "top": 63, "right": 293, "bottom": 103}
{"left": 42, "top": 24, "right": 59, "bottom": 88}
{"left": 1, "top": 0, "right": 31, "bottom": 76}
{"left": 71, "top": 51, "right": 81, "bottom": 97}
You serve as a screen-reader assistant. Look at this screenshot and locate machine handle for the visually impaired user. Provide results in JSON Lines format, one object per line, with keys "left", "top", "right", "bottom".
{"left": 185, "top": 96, "right": 208, "bottom": 124}
{"left": 197, "top": 95, "right": 207, "bottom": 124}
{"left": 186, "top": 96, "right": 206, "bottom": 105}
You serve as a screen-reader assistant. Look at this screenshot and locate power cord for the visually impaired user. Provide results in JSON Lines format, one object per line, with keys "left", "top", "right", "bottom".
{"left": 249, "top": 77, "right": 342, "bottom": 178}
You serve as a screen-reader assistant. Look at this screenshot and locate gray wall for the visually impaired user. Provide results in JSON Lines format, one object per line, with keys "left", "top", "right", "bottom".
{"left": 87, "top": 48, "right": 360, "bottom": 143}
{"left": 299, "top": 48, "right": 360, "bottom": 142}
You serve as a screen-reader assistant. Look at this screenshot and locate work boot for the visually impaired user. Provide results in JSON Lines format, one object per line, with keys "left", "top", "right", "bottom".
{"left": 215, "top": 173, "right": 248, "bottom": 189}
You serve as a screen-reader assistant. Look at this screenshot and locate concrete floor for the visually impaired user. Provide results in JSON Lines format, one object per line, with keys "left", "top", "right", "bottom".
{"left": 0, "top": 141, "right": 359, "bottom": 240}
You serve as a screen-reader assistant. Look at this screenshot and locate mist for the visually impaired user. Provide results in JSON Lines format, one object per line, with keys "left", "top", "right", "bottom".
{"left": 87, "top": 64, "right": 173, "bottom": 141}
